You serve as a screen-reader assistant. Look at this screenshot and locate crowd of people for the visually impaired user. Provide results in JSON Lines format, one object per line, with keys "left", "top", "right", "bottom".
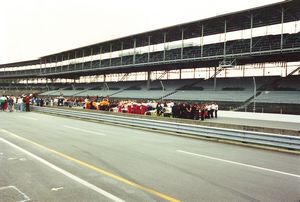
{"left": 0, "top": 95, "right": 31, "bottom": 112}
{"left": 81, "top": 96, "right": 218, "bottom": 121}
{"left": 1, "top": 94, "right": 218, "bottom": 121}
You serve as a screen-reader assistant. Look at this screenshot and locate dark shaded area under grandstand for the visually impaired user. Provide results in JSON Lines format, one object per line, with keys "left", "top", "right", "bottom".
{"left": 2, "top": 75, "right": 300, "bottom": 114}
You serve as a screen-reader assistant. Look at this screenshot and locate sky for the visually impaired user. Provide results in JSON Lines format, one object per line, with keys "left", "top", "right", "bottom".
{"left": 0, "top": 0, "right": 283, "bottom": 64}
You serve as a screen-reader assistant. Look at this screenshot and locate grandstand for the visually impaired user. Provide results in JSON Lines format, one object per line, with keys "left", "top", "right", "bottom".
{"left": 0, "top": 0, "right": 300, "bottom": 114}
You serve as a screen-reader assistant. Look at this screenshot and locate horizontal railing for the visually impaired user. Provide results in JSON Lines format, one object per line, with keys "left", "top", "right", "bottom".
{"left": 32, "top": 106, "right": 300, "bottom": 150}
{"left": 1, "top": 46, "right": 300, "bottom": 79}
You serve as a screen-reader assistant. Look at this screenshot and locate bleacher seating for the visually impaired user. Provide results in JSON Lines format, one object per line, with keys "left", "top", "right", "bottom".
{"left": 2, "top": 76, "right": 299, "bottom": 113}
{"left": 166, "top": 90, "right": 253, "bottom": 102}
{"left": 255, "top": 91, "right": 300, "bottom": 104}
{"left": 110, "top": 79, "right": 197, "bottom": 99}
{"left": 275, "top": 75, "right": 300, "bottom": 91}
{"left": 75, "top": 81, "right": 141, "bottom": 97}
{"left": 39, "top": 83, "right": 97, "bottom": 97}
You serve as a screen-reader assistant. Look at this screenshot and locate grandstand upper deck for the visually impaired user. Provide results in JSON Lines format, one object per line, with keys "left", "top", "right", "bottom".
{"left": 0, "top": 0, "right": 299, "bottom": 80}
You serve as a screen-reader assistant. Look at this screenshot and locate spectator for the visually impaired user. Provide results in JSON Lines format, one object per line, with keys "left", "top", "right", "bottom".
{"left": 8, "top": 96, "right": 14, "bottom": 112}
{"left": 25, "top": 95, "right": 30, "bottom": 112}
{"left": 215, "top": 102, "right": 219, "bottom": 118}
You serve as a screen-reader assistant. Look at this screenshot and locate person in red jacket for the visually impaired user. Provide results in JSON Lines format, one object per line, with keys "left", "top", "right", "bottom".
{"left": 25, "top": 95, "right": 30, "bottom": 112}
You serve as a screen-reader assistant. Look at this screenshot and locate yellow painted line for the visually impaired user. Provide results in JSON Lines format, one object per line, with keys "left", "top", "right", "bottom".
{"left": 1, "top": 129, "right": 181, "bottom": 202}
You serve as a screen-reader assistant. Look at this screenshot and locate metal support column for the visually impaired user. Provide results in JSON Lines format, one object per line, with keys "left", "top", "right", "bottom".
{"left": 82, "top": 50, "right": 85, "bottom": 70}
{"left": 147, "top": 71, "right": 151, "bottom": 90}
{"left": 55, "top": 55, "right": 58, "bottom": 72}
{"left": 50, "top": 57, "right": 52, "bottom": 73}
{"left": 120, "top": 42, "right": 123, "bottom": 65}
{"left": 39, "top": 59, "right": 42, "bottom": 75}
{"left": 163, "top": 32, "right": 166, "bottom": 61}
{"left": 60, "top": 55, "right": 62, "bottom": 72}
{"left": 250, "top": 14, "right": 253, "bottom": 53}
{"left": 181, "top": 28, "right": 184, "bottom": 59}
{"left": 133, "top": 39, "right": 136, "bottom": 64}
{"left": 67, "top": 52, "right": 70, "bottom": 71}
{"left": 214, "top": 66, "right": 217, "bottom": 91}
{"left": 179, "top": 69, "right": 182, "bottom": 79}
{"left": 200, "top": 25, "right": 204, "bottom": 58}
{"left": 99, "top": 46, "right": 102, "bottom": 67}
{"left": 44, "top": 59, "right": 46, "bottom": 74}
{"left": 148, "top": 36, "right": 151, "bottom": 63}
{"left": 253, "top": 76, "right": 256, "bottom": 113}
{"left": 109, "top": 43, "right": 112, "bottom": 66}
{"left": 280, "top": 7, "right": 284, "bottom": 50}
{"left": 90, "top": 48, "right": 93, "bottom": 68}
{"left": 223, "top": 19, "right": 227, "bottom": 57}
{"left": 74, "top": 51, "right": 77, "bottom": 70}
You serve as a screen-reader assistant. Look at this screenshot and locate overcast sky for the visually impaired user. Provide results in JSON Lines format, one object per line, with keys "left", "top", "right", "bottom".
{"left": 0, "top": 0, "right": 283, "bottom": 64}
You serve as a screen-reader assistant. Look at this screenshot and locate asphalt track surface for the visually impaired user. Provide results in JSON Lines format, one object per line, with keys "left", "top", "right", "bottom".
{"left": 0, "top": 112, "right": 299, "bottom": 202}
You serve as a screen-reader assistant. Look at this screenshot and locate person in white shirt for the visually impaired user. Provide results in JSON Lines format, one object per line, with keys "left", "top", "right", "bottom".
{"left": 17, "top": 97, "right": 24, "bottom": 111}
{"left": 211, "top": 103, "right": 216, "bottom": 118}
{"left": 206, "top": 104, "right": 211, "bottom": 119}
{"left": 214, "top": 102, "right": 219, "bottom": 118}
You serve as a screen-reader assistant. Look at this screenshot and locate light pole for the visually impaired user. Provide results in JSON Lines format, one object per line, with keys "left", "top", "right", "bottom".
{"left": 160, "top": 80, "right": 165, "bottom": 102}
{"left": 253, "top": 76, "right": 256, "bottom": 113}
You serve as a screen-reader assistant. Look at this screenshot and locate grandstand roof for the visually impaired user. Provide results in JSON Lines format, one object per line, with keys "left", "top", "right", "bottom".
{"left": 0, "top": 59, "right": 39, "bottom": 68}
{"left": 39, "top": 0, "right": 299, "bottom": 60}
{"left": 0, "top": 0, "right": 298, "bottom": 68}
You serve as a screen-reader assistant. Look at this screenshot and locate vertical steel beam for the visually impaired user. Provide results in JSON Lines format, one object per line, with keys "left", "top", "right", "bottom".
{"left": 50, "top": 57, "right": 52, "bottom": 73}
{"left": 148, "top": 36, "right": 151, "bottom": 63}
{"left": 109, "top": 43, "right": 112, "bottom": 66}
{"left": 121, "top": 42, "right": 123, "bottom": 65}
{"left": 55, "top": 55, "right": 58, "bottom": 73}
{"left": 133, "top": 38, "right": 136, "bottom": 64}
{"left": 201, "top": 25, "right": 204, "bottom": 58}
{"left": 147, "top": 71, "right": 151, "bottom": 90}
{"left": 44, "top": 59, "right": 46, "bottom": 74}
{"left": 280, "top": 7, "right": 284, "bottom": 50}
{"left": 214, "top": 66, "right": 217, "bottom": 91}
{"left": 179, "top": 69, "right": 182, "bottom": 79}
{"left": 223, "top": 19, "right": 227, "bottom": 57}
{"left": 60, "top": 55, "right": 62, "bottom": 73}
{"left": 67, "top": 52, "right": 70, "bottom": 71}
{"left": 75, "top": 51, "right": 77, "bottom": 70}
{"left": 163, "top": 32, "right": 166, "bottom": 61}
{"left": 90, "top": 47, "right": 93, "bottom": 68}
{"left": 82, "top": 49, "right": 85, "bottom": 70}
{"left": 99, "top": 46, "right": 102, "bottom": 67}
{"left": 193, "top": 68, "right": 196, "bottom": 79}
{"left": 181, "top": 28, "right": 184, "bottom": 59}
{"left": 39, "top": 59, "right": 42, "bottom": 75}
{"left": 250, "top": 14, "right": 253, "bottom": 53}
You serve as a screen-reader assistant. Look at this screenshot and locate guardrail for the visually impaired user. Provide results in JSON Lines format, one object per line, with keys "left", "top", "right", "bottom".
{"left": 32, "top": 106, "right": 300, "bottom": 150}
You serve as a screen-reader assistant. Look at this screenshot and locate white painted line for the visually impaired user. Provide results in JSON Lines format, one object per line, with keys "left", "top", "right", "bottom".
{"left": 51, "top": 187, "right": 64, "bottom": 191}
{"left": 63, "top": 125, "right": 106, "bottom": 136}
{"left": 0, "top": 138, "right": 124, "bottom": 202}
{"left": 177, "top": 150, "right": 300, "bottom": 179}
{"left": 18, "top": 115, "right": 38, "bottom": 121}
{"left": 0, "top": 185, "right": 31, "bottom": 202}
